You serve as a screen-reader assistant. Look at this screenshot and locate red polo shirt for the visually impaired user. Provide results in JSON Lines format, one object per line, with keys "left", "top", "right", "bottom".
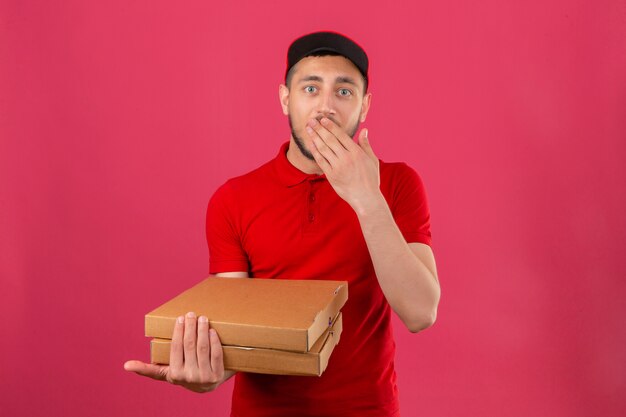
{"left": 207, "top": 142, "right": 432, "bottom": 417}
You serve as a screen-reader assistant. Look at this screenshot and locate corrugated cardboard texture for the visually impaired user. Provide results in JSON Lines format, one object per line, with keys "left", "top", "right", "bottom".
{"left": 145, "top": 277, "right": 348, "bottom": 352}
{"left": 150, "top": 313, "right": 343, "bottom": 376}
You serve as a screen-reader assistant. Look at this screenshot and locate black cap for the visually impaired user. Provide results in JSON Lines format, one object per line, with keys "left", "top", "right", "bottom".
{"left": 286, "top": 31, "right": 369, "bottom": 83}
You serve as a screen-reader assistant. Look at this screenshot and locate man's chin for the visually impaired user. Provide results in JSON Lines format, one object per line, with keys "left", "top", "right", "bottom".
{"left": 292, "top": 135, "right": 315, "bottom": 161}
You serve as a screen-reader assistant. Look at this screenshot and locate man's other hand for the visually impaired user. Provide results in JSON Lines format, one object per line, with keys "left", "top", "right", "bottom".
{"left": 306, "top": 117, "right": 382, "bottom": 214}
{"left": 124, "top": 312, "right": 229, "bottom": 393}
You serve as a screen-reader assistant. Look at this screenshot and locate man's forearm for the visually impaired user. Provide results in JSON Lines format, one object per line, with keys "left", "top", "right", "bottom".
{"left": 355, "top": 194, "right": 440, "bottom": 333}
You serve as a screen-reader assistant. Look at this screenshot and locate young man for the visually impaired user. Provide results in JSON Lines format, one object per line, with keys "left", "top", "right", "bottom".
{"left": 125, "top": 31, "right": 440, "bottom": 416}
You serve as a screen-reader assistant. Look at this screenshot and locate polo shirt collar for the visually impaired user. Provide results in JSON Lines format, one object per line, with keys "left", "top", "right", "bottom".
{"left": 274, "top": 141, "right": 326, "bottom": 187}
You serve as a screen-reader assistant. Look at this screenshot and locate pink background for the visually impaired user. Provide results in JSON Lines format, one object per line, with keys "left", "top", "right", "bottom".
{"left": 1, "top": 1, "right": 625, "bottom": 416}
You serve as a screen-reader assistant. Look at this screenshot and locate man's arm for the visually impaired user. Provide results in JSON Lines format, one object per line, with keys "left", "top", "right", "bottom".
{"left": 307, "top": 117, "right": 440, "bottom": 333}
{"left": 356, "top": 201, "right": 440, "bottom": 332}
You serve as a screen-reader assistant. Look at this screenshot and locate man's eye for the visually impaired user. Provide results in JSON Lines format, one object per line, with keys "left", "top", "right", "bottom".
{"left": 305, "top": 86, "right": 317, "bottom": 93}
{"left": 338, "top": 88, "right": 352, "bottom": 97}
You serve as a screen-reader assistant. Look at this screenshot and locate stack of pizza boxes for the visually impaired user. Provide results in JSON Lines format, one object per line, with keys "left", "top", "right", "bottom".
{"left": 145, "top": 277, "right": 348, "bottom": 376}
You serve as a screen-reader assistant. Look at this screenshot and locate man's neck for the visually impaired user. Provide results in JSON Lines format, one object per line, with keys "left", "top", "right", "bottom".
{"left": 285, "top": 138, "right": 324, "bottom": 175}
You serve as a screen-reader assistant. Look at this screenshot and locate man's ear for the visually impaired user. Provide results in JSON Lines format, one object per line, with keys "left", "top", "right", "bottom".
{"left": 359, "top": 92, "right": 372, "bottom": 122}
{"left": 279, "top": 84, "right": 290, "bottom": 115}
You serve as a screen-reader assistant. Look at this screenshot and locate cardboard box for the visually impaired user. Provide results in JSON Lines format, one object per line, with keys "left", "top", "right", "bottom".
{"left": 145, "top": 277, "right": 348, "bottom": 352}
{"left": 150, "top": 313, "right": 343, "bottom": 376}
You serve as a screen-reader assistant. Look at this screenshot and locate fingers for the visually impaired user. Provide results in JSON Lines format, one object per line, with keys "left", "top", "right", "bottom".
{"left": 127, "top": 312, "right": 226, "bottom": 392}
{"left": 357, "top": 128, "right": 377, "bottom": 160}
{"left": 124, "top": 360, "right": 168, "bottom": 381}
{"left": 306, "top": 128, "right": 338, "bottom": 167}
{"left": 196, "top": 316, "right": 211, "bottom": 374}
{"left": 357, "top": 128, "right": 367, "bottom": 146}
{"left": 209, "top": 328, "right": 225, "bottom": 379}
{"left": 169, "top": 315, "right": 184, "bottom": 370}
{"left": 319, "top": 117, "right": 356, "bottom": 151}
{"left": 183, "top": 312, "right": 199, "bottom": 369}
{"left": 309, "top": 118, "right": 347, "bottom": 155}
{"left": 307, "top": 140, "right": 332, "bottom": 173}
{"left": 306, "top": 118, "right": 349, "bottom": 164}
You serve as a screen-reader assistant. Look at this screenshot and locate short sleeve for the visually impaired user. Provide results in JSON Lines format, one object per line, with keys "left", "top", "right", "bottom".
{"left": 206, "top": 181, "right": 250, "bottom": 274}
{"left": 385, "top": 163, "right": 432, "bottom": 246}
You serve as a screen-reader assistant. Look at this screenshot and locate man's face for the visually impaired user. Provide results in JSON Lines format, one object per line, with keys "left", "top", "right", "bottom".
{"left": 279, "top": 55, "right": 371, "bottom": 160}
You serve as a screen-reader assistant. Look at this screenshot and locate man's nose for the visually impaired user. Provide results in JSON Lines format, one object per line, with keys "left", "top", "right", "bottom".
{"left": 316, "top": 90, "right": 336, "bottom": 116}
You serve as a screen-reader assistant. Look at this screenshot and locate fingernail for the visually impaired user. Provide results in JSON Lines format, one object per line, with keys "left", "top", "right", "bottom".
{"left": 186, "top": 312, "right": 196, "bottom": 319}
{"left": 307, "top": 119, "right": 317, "bottom": 127}
{"left": 177, "top": 316, "right": 184, "bottom": 324}
{"left": 198, "top": 316, "right": 208, "bottom": 323}
{"left": 320, "top": 117, "right": 329, "bottom": 125}
{"left": 306, "top": 126, "right": 314, "bottom": 134}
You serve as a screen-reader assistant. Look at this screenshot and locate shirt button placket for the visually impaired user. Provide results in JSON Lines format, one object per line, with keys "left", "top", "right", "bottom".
{"left": 307, "top": 181, "right": 317, "bottom": 226}
{"left": 309, "top": 192, "right": 316, "bottom": 223}
{"left": 308, "top": 191, "right": 315, "bottom": 223}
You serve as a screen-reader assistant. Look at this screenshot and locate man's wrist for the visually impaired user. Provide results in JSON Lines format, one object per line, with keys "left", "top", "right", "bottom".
{"left": 351, "top": 191, "right": 388, "bottom": 218}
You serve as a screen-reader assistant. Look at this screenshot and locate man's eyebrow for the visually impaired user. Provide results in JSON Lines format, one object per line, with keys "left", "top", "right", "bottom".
{"left": 335, "top": 76, "right": 358, "bottom": 86}
{"left": 297, "top": 75, "right": 323, "bottom": 83}
{"left": 296, "top": 75, "right": 359, "bottom": 87}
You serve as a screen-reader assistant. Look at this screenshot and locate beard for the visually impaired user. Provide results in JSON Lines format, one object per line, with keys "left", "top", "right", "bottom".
{"left": 289, "top": 115, "right": 360, "bottom": 161}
